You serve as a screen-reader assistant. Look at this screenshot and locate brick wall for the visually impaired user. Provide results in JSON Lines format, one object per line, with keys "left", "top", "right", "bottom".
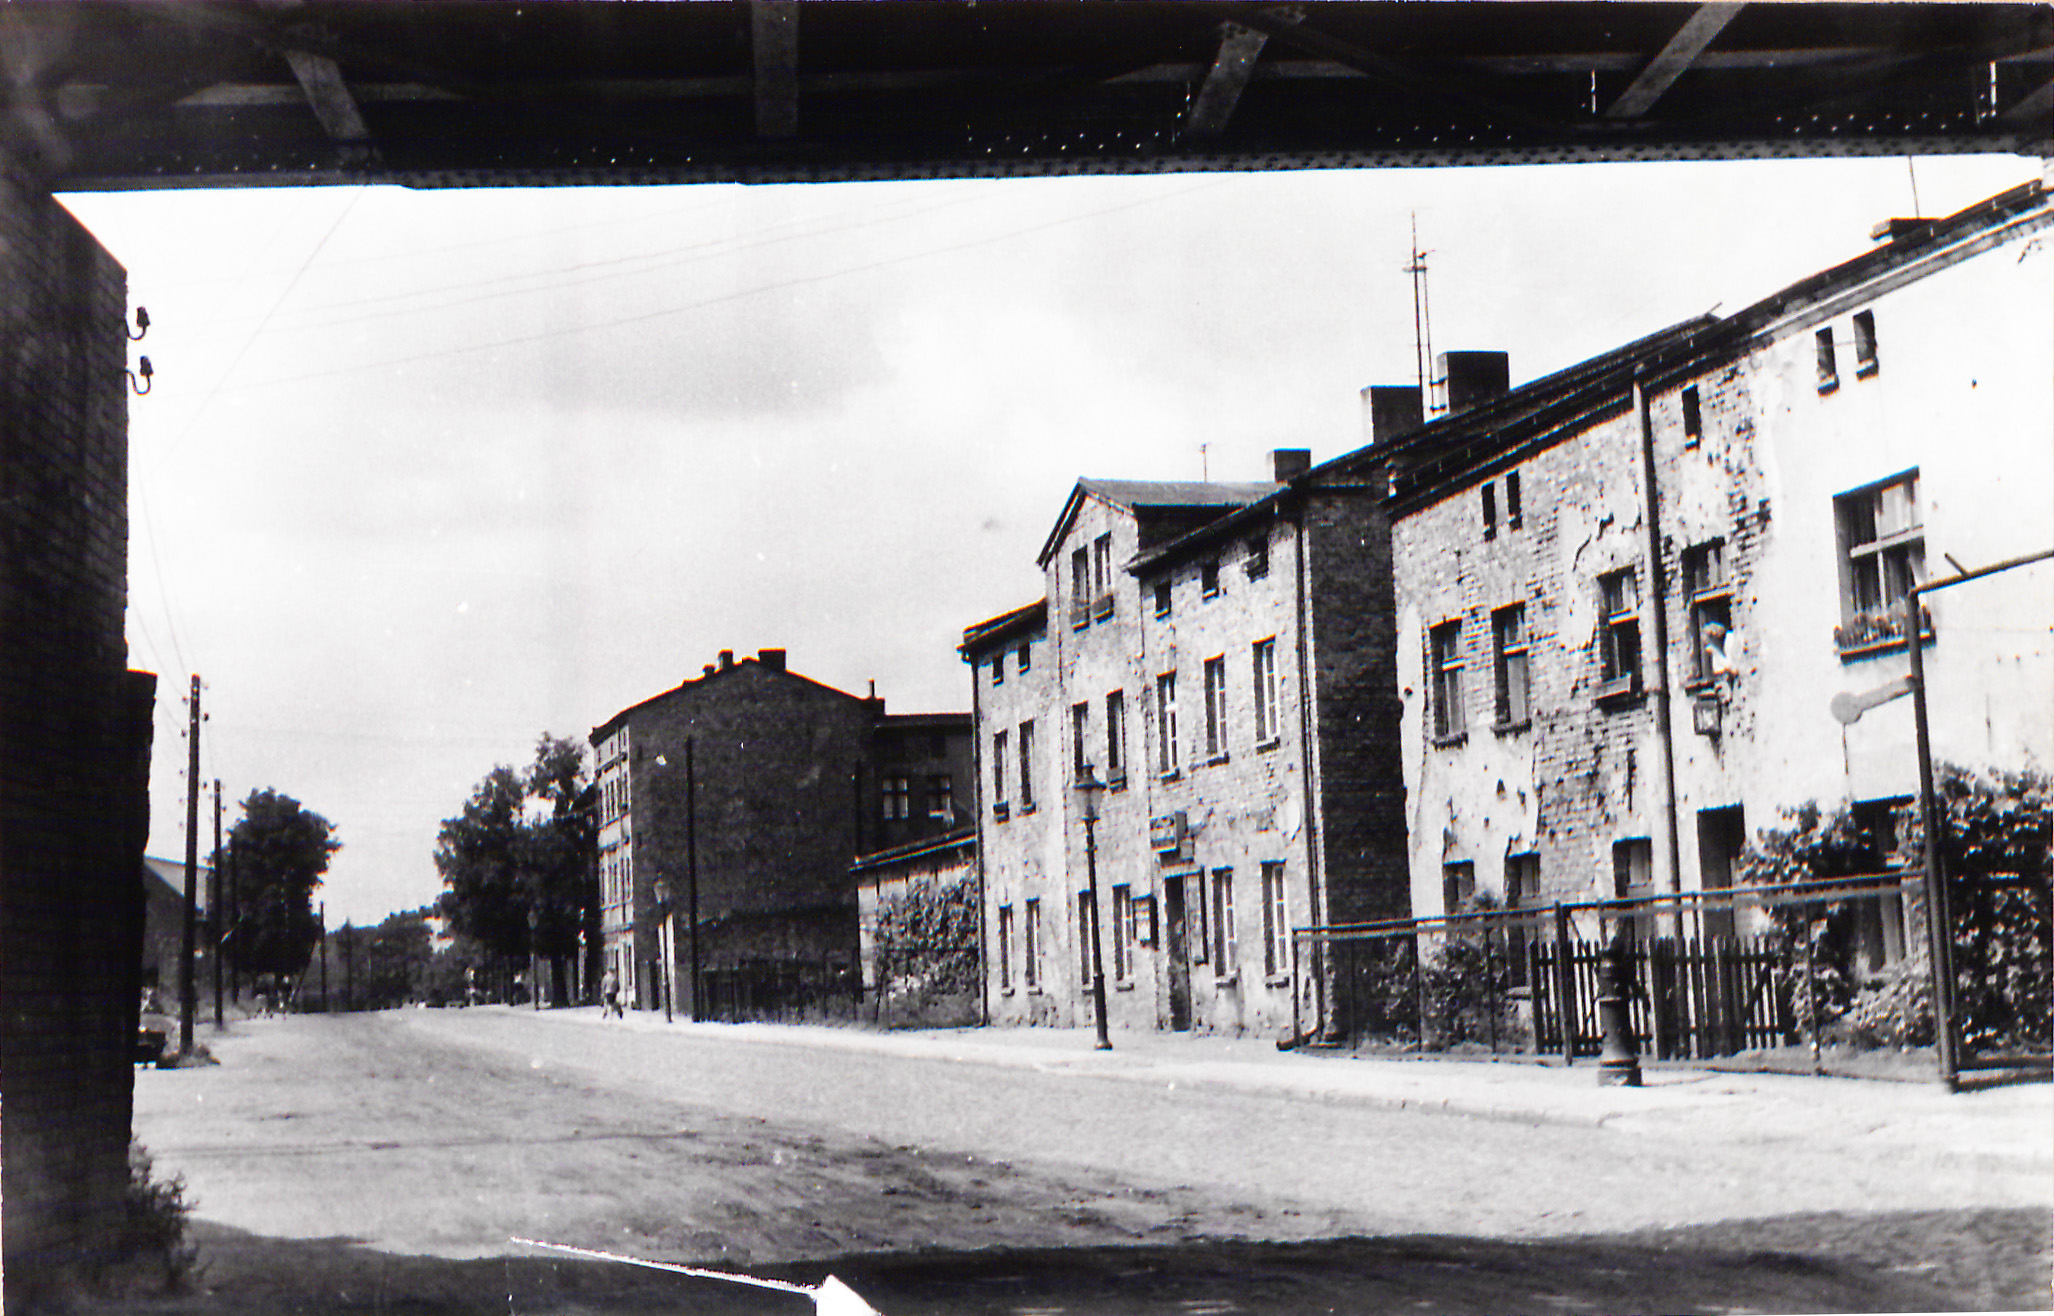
{"left": 1, "top": 152, "right": 154, "bottom": 1306}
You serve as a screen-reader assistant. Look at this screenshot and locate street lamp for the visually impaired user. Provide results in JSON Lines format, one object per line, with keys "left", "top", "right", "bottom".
{"left": 652, "top": 878, "right": 674, "bottom": 1023}
{"left": 1075, "top": 765, "right": 1112, "bottom": 1051}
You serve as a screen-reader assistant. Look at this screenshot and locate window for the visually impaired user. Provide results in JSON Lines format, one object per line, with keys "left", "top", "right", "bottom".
{"left": 1430, "top": 620, "right": 1465, "bottom": 741}
{"left": 1201, "top": 558, "right": 1221, "bottom": 599}
{"left": 1092, "top": 533, "right": 1115, "bottom": 619}
{"left": 1506, "top": 470, "right": 1522, "bottom": 529}
{"left": 1492, "top": 605, "right": 1530, "bottom": 729}
{"left": 998, "top": 904, "right": 1014, "bottom": 993}
{"left": 1105, "top": 690, "right": 1126, "bottom": 782}
{"left": 1188, "top": 873, "right": 1210, "bottom": 964}
{"left": 1835, "top": 470, "right": 1927, "bottom": 655}
{"left": 1156, "top": 671, "right": 1179, "bottom": 775}
{"left": 1133, "top": 895, "right": 1157, "bottom": 948}
{"left": 1482, "top": 481, "right": 1498, "bottom": 540}
{"left": 992, "top": 729, "right": 1008, "bottom": 817}
{"left": 1070, "top": 546, "right": 1091, "bottom": 629}
{"left": 1112, "top": 884, "right": 1132, "bottom": 980}
{"left": 1246, "top": 534, "right": 1270, "bottom": 579}
{"left": 1252, "top": 638, "right": 1280, "bottom": 744}
{"left": 1848, "top": 797, "right": 1910, "bottom": 969}
{"left": 1613, "top": 838, "right": 1654, "bottom": 941}
{"left": 1853, "top": 310, "right": 1878, "bottom": 377}
{"left": 1079, "top": 891, "right": 1099, "bottom": 981}
{"left": 991, "top": 653, "right": 1004, "bottom": 686}
{"left": 1071, "top": 701, "right": 1091, "bottom": 780}
{"left": 1504, "top": 853, "right": 1541, "bottom": 985}
{"left": 1681, "top": 385, "right": 1702, "bottom": 445}
{"left": 1212, "top": 868, "right": 1237, "bottom": 977}
{"left": 1016, "top": 640, "right": 1031, "bottom": 673}
{"left": 1017, "top": 720, "right": 1035, "bottom": 811}
{"left": 1154, "top": 578, "right": 1173, "bottom": 618}
{"left": 1681, "top": 541, "right": 1733, "bottom": 686}
{"left": 1815, "top": 326, "right": 1839, "bottom": 392}
{"left": 1023, "top": 898, "right": 1041, "bottom": 989}
{"left": 1202, "top": 655, "right": 1228, "bottom": 760}
{"left": 1598, "top": 569, "right": 1641, "bottom": 698}
{"left": 882, "top": 775, "right": 910, "bottom": 820}
{"left": 1441, "top": 860, "right": 1475, "bottom": 915}
{"left": 1261, "top": 862, "right": 1289, "bottom": 979}
{"left": 927, "top": 774, "right": 952, "bottom": 820}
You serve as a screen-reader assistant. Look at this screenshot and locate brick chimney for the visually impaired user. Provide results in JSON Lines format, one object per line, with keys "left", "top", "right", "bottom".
{"left": 1271, "top": 449, "right": 1311, "bottom": 482}
{"left": 1431, "top": 351, "right": 1510, "bottom": 417}
{"left": 1361, "top": 384, "right": 1424, "bottom": 446}
{"left": 757, "top": 648, "right": 786, "bottom": 672}
{"left": 718, "top": 649, "right": 735, "bottom": 671}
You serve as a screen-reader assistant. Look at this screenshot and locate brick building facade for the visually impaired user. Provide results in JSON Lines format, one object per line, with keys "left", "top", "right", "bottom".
{"left": 1388, "top": 176, "right": 2054, "bottom": 951}
{"left": 592, "top": 650, "right": 970, "bottom": 1016}
{"left": 1, "top": 150, "right": 157, "bottom": 1304}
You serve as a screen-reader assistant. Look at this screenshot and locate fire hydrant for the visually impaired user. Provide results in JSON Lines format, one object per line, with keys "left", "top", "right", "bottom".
{"left": 1596, "top": 926, "right": 1643, "bottom": 1087}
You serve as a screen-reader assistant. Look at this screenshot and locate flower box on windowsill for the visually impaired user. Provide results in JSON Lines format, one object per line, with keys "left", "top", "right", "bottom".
{"left": 1835, "top": 605, "right": 1934, "bottom": 660}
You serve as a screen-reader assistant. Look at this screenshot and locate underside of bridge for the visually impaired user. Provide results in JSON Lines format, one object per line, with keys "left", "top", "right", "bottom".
{"left": 4, "top": 1, "right": 2050, "bottom": 193}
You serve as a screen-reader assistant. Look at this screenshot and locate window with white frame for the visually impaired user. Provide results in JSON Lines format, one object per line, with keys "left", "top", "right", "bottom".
{"left": 1252, "top": 637, "right": 1280, "bottom": 744}
{"left": 1260, "top": 862, "right": 1289, "bottom": 979}
{"left": 1091, "top": 533, "right": 1114, "bottom": 619}
{"left": 1017, "top": 720, "right": 1035, "bottom": 810}
{"left": 1853, "top": 310, "right": 1878, "bottom": 378}
{"left": 1203, "top": 655, "right": 1228, "bottom": 760}
{"left": 1070, "top": 546, "right": 1091, "bottom": 629}
{"left": 1023, "top": 898, "right": 1041, "bottom": 989}
{"left": 1112, "top": 884, "right": 1132, "bottom": 980}
{"left": 1598, "top": 569, "right": 1642, "bottom": 698}
{"left": 1430, "top": 620, "right": 1465, "bottom": 741}
{"left": 1071, "top": 702, "right": 1091, "bottom": 782}
{"left": 1156, "top": 671, "right": 1179, "bottom": 775}
{"left": 1834, "top": 469, "right": 1927, "bottom": 656}
{"left": 927, "top": 774, "right": 952, "bottom": 820}
{"left": 1681, "top": 540, "right": 1733, "bottom": 685}
{"left": 1815, "top": 326, "right": 1839, "bottom": 392}
{"left": 1212, "top": 868, "right": 1237, "bottom": 978}
{"left": 1105, "top": 690, "right": 1126, "bottom": 783}
{"left": 1492, "top": 604, "right": 1530, "bottom": 728}
{"left": 882, "top": 775, "right": 910, "bottom": 820}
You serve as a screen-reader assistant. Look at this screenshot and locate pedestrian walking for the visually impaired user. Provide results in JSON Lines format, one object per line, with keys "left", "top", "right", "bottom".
{"left": 601, "top": 968, "right": 622, "bottom": 1018}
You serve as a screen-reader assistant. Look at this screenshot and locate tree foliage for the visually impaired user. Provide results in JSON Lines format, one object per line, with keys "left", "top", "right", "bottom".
{"left": 325, "top": 908, "right": 436, "bottom": 1011}
{"left": 871, "top": 875, "right": 979, "bottom": 1025}
{"left": 434, "top": 736, "right": 595, "bottom": 976}
{"left": 223, "top": 788, "right": 338, "bottom": 981}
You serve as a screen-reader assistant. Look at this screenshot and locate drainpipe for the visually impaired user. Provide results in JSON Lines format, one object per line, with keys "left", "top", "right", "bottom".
{"left": 1636, "top": 375, "right": 1687, "bottom": 949}
{"left": 1292, "top": 501, "right": 1330, "bottom": 1041}
{"left": 969, "top": 657, "right": 989, "bottom": 1027}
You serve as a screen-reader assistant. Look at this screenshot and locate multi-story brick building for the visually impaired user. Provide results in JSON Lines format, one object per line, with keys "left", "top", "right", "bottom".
{"left": 1388, "top": 176, "right": 2054, "bottom": 960}
{"left": 591, "top": 649, "right": 971, "bottom": 1016}
{"left": 966, "top": 463, "right": 1416, "bottom": 1039}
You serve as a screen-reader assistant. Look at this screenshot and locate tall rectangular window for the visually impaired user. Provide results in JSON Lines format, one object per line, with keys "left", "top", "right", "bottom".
{"left": 1835, "top": 469, "right": 1926, "bottom": 655}
{"left": 1252, "top": 637, "right": 1280, "bottom": 744}
{"left": 1481, "top": 481, "right": 1498, "bottom": 540}
{"left": 1016, "top": 640, "right": 1031, "bottom": 673}
{"left": 1504, "top": 853, "right": 1541, "bottom": 985}
{"left": 1815, "top": 326, "right": 1839, "bottom": 392}
{"left": 1092, "top": 533, "right": 1114, "bottom": 618}
{"left": 992, "top": 729, "right": 1008, "bottom": 814}
{"left": 1681, "top": 385, "right": 1702, "bottom": 445}
{"left": 1245, "top": 533, "right": 1270, "bottom": 579}
{"left": 1212, "top": 869, "right": 1237, "bottom": 977}
{"left": 882, "top": 775, "right": 910, "bottom": 820}
{"left": 1071, "top": 702, "right": 1091, "bottom": 781}
{"left": 1023, "top": 898, "right": 1041, "bottom": 989}
{"left": 1103, "top": 690, "right": 1126, "bottom": 782}
{"left": 991, "top": 654, "right": 1004, "bottom": 685}
{"left": 1201, "top": 558, "right": 1221, "bottom": 599}
{"left": 1598, "top": 569, "right": 1642, "bottom": 697}
{"left": 1852, "top": 310, "right": 1878, "bottom": 377}
{"left": 1188, "top": 872, "right": 1210, "bottom": 964}
{"left": 1492, "top": 604, "right": 1530, "bottom": 728}
{"left": 1203, "top": 655, "right": 1228, "bottom": 760}
{"left": 1430, "top": 620, "right": 1465, "bottom": 741}
{"left": 1017, "top": 720, "right": 1035, "bottom": 810}
{"left": 1261, "top": 862, "right": 1289, "bottom": 978}
{"left": 1441, "top": 860, "right": 1476, "bottom": 914}
{"left": 1112, "top": 884, "right": 1132, "bottom": 980}
{"left": 1154, "top": 578, "right": 1173, "bottom": 618}
{"left": 1682, "top": 540, "right": 1733, "bottom": 684}
{"left": 998, "top": 904, "right": 1014, "bottom": 992}
{"left": 1506, "top": 470, "right": 1523, "bottom": 529}
{"left": 1613, "top": 837, "right": 1654, "bottom": 942}
{"left": 1070, "top": 546, "right": 1091, "bottom": 628}
{"left": 1156, "top": 671, "right": 1179, "bottom": 775}
{"left": 927, "top": 774, "right": 952, "bottom": 820}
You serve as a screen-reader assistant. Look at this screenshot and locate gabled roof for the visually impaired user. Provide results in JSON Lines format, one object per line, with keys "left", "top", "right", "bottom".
{"left": 960, "top": 599, "right": 1047, "bottom": 657}
{"left": 591, "top": 654, "right": 871, "bottom": 743}
{"left": 1037, "top": 478, "right": 1278, "bottom": 568}
{"left": 143, "top": 855, "right": 209, "bottom": 910}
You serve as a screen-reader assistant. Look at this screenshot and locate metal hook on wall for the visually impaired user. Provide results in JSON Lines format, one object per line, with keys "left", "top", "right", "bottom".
{"left": 127, "top": 307, "right": 149, "bottom": 341}
{"left": 127, "top": 356, "right": 153, "bottom": 395}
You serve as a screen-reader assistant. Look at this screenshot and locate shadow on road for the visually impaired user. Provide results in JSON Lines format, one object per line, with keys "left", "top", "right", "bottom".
{"left": 73, "top": 1207, "right": 2045, "bottom": 1314}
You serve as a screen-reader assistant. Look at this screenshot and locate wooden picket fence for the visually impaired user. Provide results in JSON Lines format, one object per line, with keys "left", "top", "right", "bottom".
{"left": 1529, "top": 936, "right": 1791, "bottom": 1060}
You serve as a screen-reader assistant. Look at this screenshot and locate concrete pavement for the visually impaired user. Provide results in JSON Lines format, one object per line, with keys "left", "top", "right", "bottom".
{"left": 509, "top": 1005, "right": 2052, "bottom": 1179}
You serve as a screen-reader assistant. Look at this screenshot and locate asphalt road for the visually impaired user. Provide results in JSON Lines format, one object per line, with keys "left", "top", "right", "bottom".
{"left": 109, "top": 1008, "right": 2050, "bottom": 1314}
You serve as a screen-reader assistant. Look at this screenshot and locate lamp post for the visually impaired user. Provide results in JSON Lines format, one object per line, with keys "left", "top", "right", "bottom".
{"left": 1075, "top": 765, "right": 1112, "bottom": 1051}
{"left": 652, "top": 878, "right": 674, "bottom": 1023}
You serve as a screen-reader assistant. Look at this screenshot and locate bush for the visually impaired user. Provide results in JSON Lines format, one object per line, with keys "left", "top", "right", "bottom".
{"left": 872, "top": 876, "right": 980, "bottom": 1026}
{"left": 96, "top": 1139, "right": 198, "bottom": 1295}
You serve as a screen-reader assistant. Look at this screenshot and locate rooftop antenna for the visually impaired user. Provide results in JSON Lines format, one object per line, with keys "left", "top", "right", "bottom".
{"left": 1200, "top": 442, "right": 1210, "bottom": 482}
{"left": 1406, "top": 213, "right": 1437, "bottom": 416}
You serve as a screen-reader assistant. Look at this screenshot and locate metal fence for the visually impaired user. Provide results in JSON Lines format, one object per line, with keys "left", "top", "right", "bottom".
{"left": 695, "top": 959, "right": 862, "bottom": 1024}
{"left": 1299, "top": 870, "right": 2051, "bottom": 1069}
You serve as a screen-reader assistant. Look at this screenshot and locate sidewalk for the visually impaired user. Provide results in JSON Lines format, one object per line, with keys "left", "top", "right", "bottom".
{"left": 529, "top": 1005, "right": 2052, "bottom": 1175}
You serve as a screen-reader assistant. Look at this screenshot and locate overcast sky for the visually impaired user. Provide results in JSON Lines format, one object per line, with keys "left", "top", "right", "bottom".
{"left": 59, "top": 152, "right": 2041, "bottom": 929}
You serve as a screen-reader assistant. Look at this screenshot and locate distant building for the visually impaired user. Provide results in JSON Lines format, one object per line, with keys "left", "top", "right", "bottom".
{"left": 140, "top": 855, "right": 209, "bottom": 997}
{"left": 1385, "top": 177, "right": 2054, "bottom": 965}
{"left": 592, "top": 649, "right": 971, "bottom": 1017}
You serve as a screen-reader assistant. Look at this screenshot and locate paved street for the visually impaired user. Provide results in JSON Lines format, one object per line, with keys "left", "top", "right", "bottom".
{"left": 110, "top": 1007, "right": 2051, "bottom": 1313}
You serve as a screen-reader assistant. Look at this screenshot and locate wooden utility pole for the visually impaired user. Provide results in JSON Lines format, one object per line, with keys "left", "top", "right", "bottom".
{"left": 212, "top": 778, "right": 224, "bottom": 1028}
{"left": 319, "top": 902, "right": 329, "bottom": 1012}
{"left": 179, "top": 675, "right": 201, "bottom": 1055}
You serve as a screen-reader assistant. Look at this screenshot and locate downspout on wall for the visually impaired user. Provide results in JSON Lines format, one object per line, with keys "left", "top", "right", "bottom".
{"left": 1635, "top": 376, "right": 1687, "bottom": 942}
{"left": 1292, "top": 499, "right": 1332, "bottom": 1041}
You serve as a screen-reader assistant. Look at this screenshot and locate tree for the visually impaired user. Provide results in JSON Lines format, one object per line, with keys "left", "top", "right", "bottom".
{"left": 434, "top": 735, "right": 595, "bottom": 1002}
{"left": 324, "top": 909, "right": 436, "bottom": 1011}
{"left": 222, "top": 789, "right": 338, "bottom": 985}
